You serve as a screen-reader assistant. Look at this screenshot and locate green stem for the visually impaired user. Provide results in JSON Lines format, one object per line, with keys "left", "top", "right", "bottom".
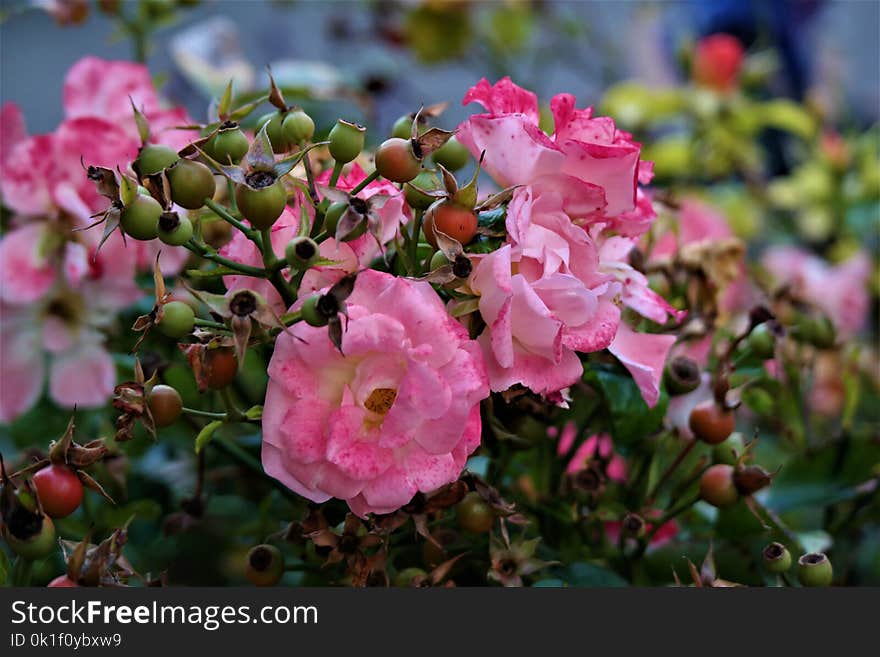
{"left": 220, "top": 387, "right": 245, "bottom": 423}
{"left": 259, "top": 228, "right": 296, "bottom": 308}
{"left": 328, "top": 161, "right": 344, "bottom": 187}
{"left": 212, "top": 437, "right": 299, "bottom": 502}
{"left": 409, "top": 210, "right": 424, "bottom": 275}
{"left": 11, "top": 557, "right": 33, "bottom": 586}
{"left": 302, "top": 150, "right": 319, "bottom": 205}
{"left": 182, "top": 407, "right": 227, "bottom": 420}
{"left": 645, "top": 439, "right": 697, "bottom": 506}
{"left": 205, "top": 198, "right": 258, "bottom": 241}
{"left": 193, "top": 318, "right": 228, "bottom": 331}
{"left": 226, "top": 179, "right": 238, "bottom": 214}
{"left": 183, "top": 241, "right": 266, "bottom": 278}
{"left": 349, "top": 169, "right": 380, "bottom": 196}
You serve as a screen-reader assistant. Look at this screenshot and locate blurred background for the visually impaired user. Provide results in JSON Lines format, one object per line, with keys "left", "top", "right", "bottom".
{"left": 2, "top": 0, "right": 878, "bottom": 136}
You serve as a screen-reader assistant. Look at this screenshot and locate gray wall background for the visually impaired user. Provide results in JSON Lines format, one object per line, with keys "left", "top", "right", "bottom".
{"left": 1, "top": 0, "right": 878, "bottom": 136}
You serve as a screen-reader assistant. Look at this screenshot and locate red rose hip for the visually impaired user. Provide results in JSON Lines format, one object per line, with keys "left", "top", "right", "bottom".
{"left": 33, "top": 464, "right": 83, "bottom": 518}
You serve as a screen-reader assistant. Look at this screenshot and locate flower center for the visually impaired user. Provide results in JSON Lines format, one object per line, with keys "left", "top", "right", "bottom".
{"left": 363, "top": 387, "right": 397, "bottom": 416}
{"left": 44, "top": 293, "right": 83, "bottom": 327}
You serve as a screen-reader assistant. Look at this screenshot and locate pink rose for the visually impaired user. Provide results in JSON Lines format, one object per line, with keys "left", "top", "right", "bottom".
{"left": 763, "top": 247, "right": 870, "bottom": 339}
{"left": 262, "top": 270, "right": 489, "bottom": 516}
{"left": 0, "top": 230, "right": 141, "bottom": 421}
{"left": 457, "top": 77, "right": 645, "bottom": 223}
{"left": 608, "top": 322, "right": 676, "bottom": 409}
{"left": 469, "top": 187, "right": 621, "bottom": 395}
{"left": 649, "top": 199, "right": 733, "bottom": 261}
{"left": 598, "top": 234, "right": 685, "bottom": 326}
{"left": 63, "top": 56, "right": 196, "bottom": 151}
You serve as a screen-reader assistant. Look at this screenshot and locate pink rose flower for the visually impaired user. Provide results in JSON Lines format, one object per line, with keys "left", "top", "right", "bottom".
{"left": 262, "top": 270, "right": 489, "bottom": 516}
{"left": 469, "top": 187, "right": 621, "bottom": 395}
{"left": 762, "top": 247, "right": 871, "bottom": 339}
{"left": 1, "top": 58, "right": 191, "bottom": 277}
{"left": 63, "top": 56, "right": 196, "bottom": 151}
{"left": 469, "top": 187, "right": 677, "bottom": 405}
{"left": 0, "top": 230, "right": 140, "bottom": 421}
{"left": 457, "top": 77, "right": 646, "bottom": 224}
{"left": 607, "top": 322, "right": 676, "bottom": 409}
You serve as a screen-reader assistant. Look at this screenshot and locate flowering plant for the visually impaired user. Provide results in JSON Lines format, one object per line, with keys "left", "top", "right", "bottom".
{"left": 0, "top": 33, "right": 876, "bottom": 588}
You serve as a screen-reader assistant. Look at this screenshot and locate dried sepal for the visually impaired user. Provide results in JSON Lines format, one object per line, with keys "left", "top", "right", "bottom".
{"left": 84, "top": 162, "right": 120, "bottom": 200}
{"left": 130, "top": 255, "right": 172, "bottom": 352}
{"left": 77, "top": 470, "right": 116, "bottom": 506}
{"left": 475, "top": 185, "right": 518, "bottom": 211}
{"left": 414, "top": 127, "right": 453, "bottom": 158}
{"left": 266, "top": 66, "right": 288, "bottom": 111}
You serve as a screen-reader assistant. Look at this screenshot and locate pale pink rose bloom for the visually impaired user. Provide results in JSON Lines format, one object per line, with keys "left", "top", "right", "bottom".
{"left": 63, "top": 56, "right": 196, "bottom": 151}
{"left": 469, "top": 187, "right": 621, "bottom": 395}
{"left": 262, "top": 270, "right": 489, "bottom": 516}
{"left": 598, "top": 233, "right": 685, "bottom": 326}
{"left": 763, "top": 247, "right": 871, "bottom": 339}
{"left": 608, "top": 322, "right": 676, "bottom": 409}
{"left": 649, "top": 199, "right": 733, "bottom": 261}
{"left": 0, "top": 231, "right": 140, "bottom": 421}
{"left": 456, "top": 77, "right": 645, "bottom": 224}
